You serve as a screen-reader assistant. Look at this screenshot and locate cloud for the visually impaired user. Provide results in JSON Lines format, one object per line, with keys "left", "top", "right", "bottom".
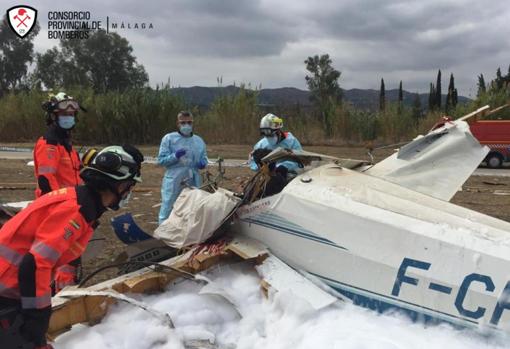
{"left": 24, "top": 0, "right": 510, "bottom": 95}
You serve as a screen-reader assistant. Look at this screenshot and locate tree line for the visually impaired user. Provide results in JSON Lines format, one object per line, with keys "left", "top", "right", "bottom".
{"left": 305, "top": 52, "right": 509, "bottom": 143}
{"left": 0, "top": 16, "right": 509, "bottom": 145}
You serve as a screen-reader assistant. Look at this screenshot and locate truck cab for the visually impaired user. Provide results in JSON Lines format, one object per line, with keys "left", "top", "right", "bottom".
{"left": 470, "top": 119, "right": 510, "bottom": 168}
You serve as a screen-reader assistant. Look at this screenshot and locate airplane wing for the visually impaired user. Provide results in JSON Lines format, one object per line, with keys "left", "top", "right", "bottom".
{"left": 365, "top": 119, "right": 489, "bottom": 201}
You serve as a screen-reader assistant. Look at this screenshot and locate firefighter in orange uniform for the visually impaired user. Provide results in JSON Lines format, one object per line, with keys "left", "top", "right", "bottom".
{"left": 0, "top": 145, "right": 144, "bottom": 348}
{"left": 34, "top": 92, "right": 85, "bottom": 294}
{"left": 34, "top": 92, "right": 83, "bottom": 198}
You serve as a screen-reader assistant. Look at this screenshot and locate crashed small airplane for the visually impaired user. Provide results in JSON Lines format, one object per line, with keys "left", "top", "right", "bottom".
{"left": 234, "top": 113, "right": 510, "bottom": 333}
{"left": 147, "top": 105, "right": 510, "bottom": 335}
{"left": 4, "top": 106, "right": 510, "bottom": 343}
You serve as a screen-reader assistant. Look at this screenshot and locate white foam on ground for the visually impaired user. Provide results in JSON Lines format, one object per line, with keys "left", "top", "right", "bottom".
{"left": 55, "top": 263, "right": 509, "bottom": 349}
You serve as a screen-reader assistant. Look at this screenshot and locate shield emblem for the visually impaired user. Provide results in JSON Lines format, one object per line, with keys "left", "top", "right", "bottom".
{"left": 6, "top": 5, "right": 37, "bottom": 38}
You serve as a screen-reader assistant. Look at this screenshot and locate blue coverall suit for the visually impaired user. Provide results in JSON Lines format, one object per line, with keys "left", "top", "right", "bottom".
{"left": 249, "top": 131, "right": 303, "bottom": 172}
{"left": 157, "top": 132, "right": 208, "bottom": 224}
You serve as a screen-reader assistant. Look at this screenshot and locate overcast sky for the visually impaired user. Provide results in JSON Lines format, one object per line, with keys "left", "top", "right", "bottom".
{"left": 12, "top": 0, "right": 510, "bottom": 96}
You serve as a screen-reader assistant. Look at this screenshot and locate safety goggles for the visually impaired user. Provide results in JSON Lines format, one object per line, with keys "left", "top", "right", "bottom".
{"left": 99, "top": 152, "right": 141, "bottom": 179}
{"left": 56, "top": 99, "right": 80, "bottom": 111}
{"left": 84, "top": 148, "right": 141, "bottom": 180}
{"left": 260, "top": 128, "right": 277, "bottom": 137}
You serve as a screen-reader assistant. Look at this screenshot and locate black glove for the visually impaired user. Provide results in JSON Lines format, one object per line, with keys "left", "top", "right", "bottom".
{"left": 252, "top": 148, "right": 272, "bottom": 167}
{"left": 275, "top": 165, "right": 288, "bottom": 178}
{"left": 21, "top": 307, "right": 51, "bottom": 347}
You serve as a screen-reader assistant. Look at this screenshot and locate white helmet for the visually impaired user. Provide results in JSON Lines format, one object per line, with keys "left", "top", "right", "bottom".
{"left": 259, "top": 113, "right": 283, "bottom": 136}
{"left": 81, "top": 145, "right": 143, "bottom": 183}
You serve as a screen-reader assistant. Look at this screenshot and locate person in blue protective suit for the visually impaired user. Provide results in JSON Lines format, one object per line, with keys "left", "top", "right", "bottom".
{"left": 249, "top": 113, "right": 303, "bottom": 172}
{"left": 157, "top": 111, "right": 208, "bottom": 224}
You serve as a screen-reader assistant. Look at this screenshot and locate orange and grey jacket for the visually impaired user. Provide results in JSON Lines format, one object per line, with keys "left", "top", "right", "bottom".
{"left": 0, "top": 186, "right": 103, "bottom": 309}
{"left": 33, "top": 126, "right": 82, "bottom": 198}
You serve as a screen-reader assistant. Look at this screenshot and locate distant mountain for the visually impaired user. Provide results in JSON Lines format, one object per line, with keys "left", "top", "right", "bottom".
{"left": 170, "top": 85, "right": 470, "bottom": 111}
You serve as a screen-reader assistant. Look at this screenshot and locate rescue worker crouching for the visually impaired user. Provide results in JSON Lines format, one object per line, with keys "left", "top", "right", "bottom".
{"left": 0, "top": 145, "right": 144, "bottom": 348}
{"left": 157, "top": 111, "right": 208, "bottom": 224}
{"left": 249, "top": 113, "right": 303, "bottom": 174}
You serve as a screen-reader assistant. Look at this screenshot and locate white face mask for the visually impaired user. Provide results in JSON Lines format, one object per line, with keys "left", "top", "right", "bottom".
{"left": 58, "top": 115, "right": 75, "bottom": 129}
{"left": 118, "top": 191, "right": 132, "bottom": 208}
{"left": 266, "top": 135, "right": 278, "bottom": 146}
{"left": 179, "top": 124, "right": 193, "bottom": 136}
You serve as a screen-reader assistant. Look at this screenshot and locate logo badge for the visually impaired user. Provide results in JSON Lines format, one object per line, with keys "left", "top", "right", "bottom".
{"left": 6, "top": 5, "right": 37, "bottom": 38}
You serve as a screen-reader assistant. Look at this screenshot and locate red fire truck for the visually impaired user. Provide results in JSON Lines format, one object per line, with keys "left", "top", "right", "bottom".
{"left": 470, "top": 118, "right": 510, "bottom": 168}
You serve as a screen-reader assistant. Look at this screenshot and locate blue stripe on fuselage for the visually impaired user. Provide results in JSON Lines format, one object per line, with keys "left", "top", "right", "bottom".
{"left": 311, "top": 272, "right": 483, "bottom": 330}
{"left": 241, "top": 217, "right": 347, "bottom": 251}
{"left": 239, "top": 214, "right": 502, "bottom": 334}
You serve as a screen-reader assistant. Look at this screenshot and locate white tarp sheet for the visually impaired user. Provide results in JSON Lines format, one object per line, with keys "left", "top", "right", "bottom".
{"left": 152, "top": 188, "right": 240, "bottom": 248}
{"left": 366, "top": 120, "right": 489, "bottom": 201}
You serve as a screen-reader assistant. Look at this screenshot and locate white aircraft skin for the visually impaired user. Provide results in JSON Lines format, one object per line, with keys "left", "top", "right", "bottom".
{"left": 233, "top": 165, "right": 510, "bottom": 334}
{"left": 233, "top": 118, "right": 510, "bottom": 335}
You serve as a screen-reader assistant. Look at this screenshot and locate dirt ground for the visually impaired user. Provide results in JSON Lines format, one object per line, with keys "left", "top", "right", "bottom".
{"left": 1, "top": 145, "right": 509, "bottom": 285}
{"left": 138, "top": 144, "right": 397, "bottom": 162}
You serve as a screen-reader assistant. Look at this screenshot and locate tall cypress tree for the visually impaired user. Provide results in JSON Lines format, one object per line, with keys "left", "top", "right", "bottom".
{"left": 379, "top": 78, "right": 385, "bottom": 111}
{"left": 477, "top": 74, "right": 486, "bottom": 96}
{"left": 445, "top": 73, "right": 455, "bottom": 113}
{"left": 453, "top": 88, "right": 458, "bottom": 107}
{"left": 428, "top": 83, "right": 436, "bottom": 110}
{"left": 496, "top": 67, "right": 503, "bottom": 90}
{"left": 398, "top": 80, "right": 403, "bottom": 113}
{"left": 435, "top": 70, "right": 442, "bottom": 109}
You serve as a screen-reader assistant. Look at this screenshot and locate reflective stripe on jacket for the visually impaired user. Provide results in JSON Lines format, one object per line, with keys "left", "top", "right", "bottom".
{"left": 34, "top": 126, "right": 82, "bottom": 198}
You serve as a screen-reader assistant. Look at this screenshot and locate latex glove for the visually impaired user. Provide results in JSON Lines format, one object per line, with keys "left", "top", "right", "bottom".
{"left": 175, "top": 149, "right": 186, "bottom": 159}
{"left": 197, "top": 159, "right": 208, "bottom": 169}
